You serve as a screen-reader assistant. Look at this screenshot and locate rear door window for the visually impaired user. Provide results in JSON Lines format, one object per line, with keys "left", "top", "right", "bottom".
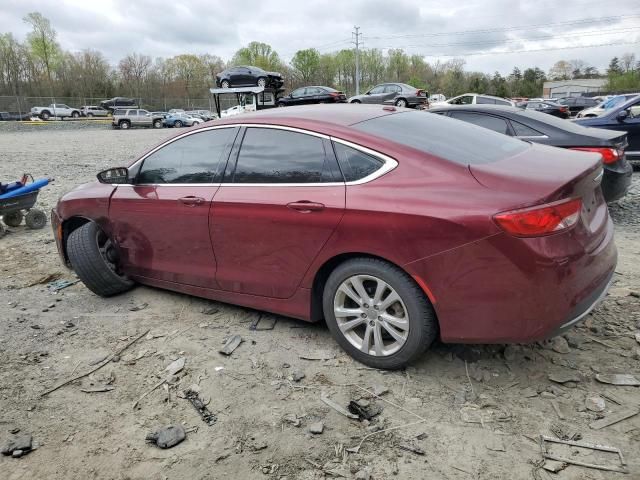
{"left": 333, "top": 142, "right": 384, "bottom": 182}
{"left": 232, "top": 128, "right": 336, "bottom": 183}
{"left": 137, "top": 128, "right": 236, "bottom": 184}
{"left": 353, "top": 111, "right": 528, "bottom": 165}
{"left": 476, "top": 96, "right": 496, "bottom": 104}
{"left": 449, "top": 112, "right": 511, "bottom": 135}
{"left": 510, "top": 121, "right": 545, "bottom": 137}
{"left": 495, "top": 99, "right": 512, "bottom": 106}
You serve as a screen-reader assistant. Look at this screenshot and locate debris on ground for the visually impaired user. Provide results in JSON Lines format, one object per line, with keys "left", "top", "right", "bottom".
{"left": 164, "top": 357, "right": 186, "bottom": 376}
{"left": 128, "top": 302, "right": 148, "bottom": 312}
{"left": 542, "top": 460, "right": 567, "bottom": 473}
{"left": 47, "top": 279, "right": 80, "bottom": 292}
{"left": 371, "top": 384, "right": 389, "bottom": 396}
{"left": 539, "top": 435, "right": 628, "bottom": 473}
{"left": 300, "top": 350, "right": 336, "bottom": 361}
{"left": 549, "top": 336, "right": 571, "bottom": 354}
{"left": 25, "top": 272, "right": 62, "bottom": 287}
{"left": 594, "top": 373, "right": 640, "bottom": 386}
{"left": 398, "top": 442, "right": 425, "bottom": 455}
{"left": 219, "top": 335, "right": 242, "bottom": 356}
{"left": 283, "top": 413, "right": 301, "bottom": 427}
{"left": 184, "top": 387, "right": 217, "bottom": 426}
{"left": 290, "top": 371, "right": 305, "bottom": 382}
{"left": 80, "top": 386, "right": 115, "bottom": 393}
{"left": 589, "top": 408, "right": 640, "bottom": 430}
{"left": 308, "top": 421, "right": 324, "bottom": 434}
{"left": 585, "top": 395, "right": 606, "bottom": 412}
{"left": 548, "top": 371, "right": 580, "bottom": 384}
{"left": 145, "top": 424, "right": 186, "bottom": 449}
{"left": 249, "top": 314, "right": 278, "bottom": 331}
{"left": 320, "top": 393, "right": 358, "bottom": 420}
{"left": 202, "top": 305, "right": 219, "bottom": 315}
{"left": 1, "top": 433, "right": 33, "bottom": 457}
{"left": 348, "top": 399, "right": 383, "bottom": 421}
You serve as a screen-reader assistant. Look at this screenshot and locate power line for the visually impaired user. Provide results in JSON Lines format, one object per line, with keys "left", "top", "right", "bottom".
{"left": 363, "top": 14, "right": 640, "bottom": 40}
{"left": 413, "top": 40, "right": 640, "bottom": 58}
{"left": 368, "top": 27, "right": 640, "bottom": 50}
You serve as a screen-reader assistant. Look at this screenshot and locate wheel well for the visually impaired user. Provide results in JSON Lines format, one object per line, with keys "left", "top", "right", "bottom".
{"left": 61, "top": 217, "right": 91, "bottom": 263}
{"left": 310, "top": 252, "right": 399, "bottom": 322}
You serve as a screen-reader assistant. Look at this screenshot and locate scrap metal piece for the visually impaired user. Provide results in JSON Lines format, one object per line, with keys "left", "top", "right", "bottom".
{"left": 219, "top": 335, "right": 242, "bottom": 355}
{"left": 539, "top": 435, "right": 628, "bottom": 474}
{"left": 185, "top": 389, "right": 217, "bottom": 426}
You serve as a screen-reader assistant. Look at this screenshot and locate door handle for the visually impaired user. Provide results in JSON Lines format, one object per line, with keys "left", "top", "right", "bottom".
{"left": 179, "top": 196, "right": 205, "bottom": 206}
{"left": 287, "top": 201, "right": 325, "bottom": 213}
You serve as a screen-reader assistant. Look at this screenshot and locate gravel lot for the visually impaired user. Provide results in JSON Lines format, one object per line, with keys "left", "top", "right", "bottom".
{"left": 1, "top": 123, "right": 639, "bottom": 479}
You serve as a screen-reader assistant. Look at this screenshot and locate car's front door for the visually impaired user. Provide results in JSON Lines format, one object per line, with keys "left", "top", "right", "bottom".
{"left": 211, "top": 126, "right": 345, "bottom": 298}
{"left": 363, "top": 84, "right": 387, "bottom": 104}
{"left": 109, "top": 127, "right": 238, "bottom": 288}
{"left": 288, "top": 88, "right": 307, "bottom": 105}
{"left": 137, "top": 109, "right": 152, "bottom": 127}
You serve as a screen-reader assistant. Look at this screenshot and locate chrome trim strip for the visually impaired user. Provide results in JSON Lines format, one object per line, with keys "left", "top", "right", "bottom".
{"left": 122, "top": 123, "right": 398, "bottom": 188}
{"left": 557, "top": 276, "right": 612, "bottom": 331}
{"left": 516, "top": 135, "right": 549, "bottom": 139}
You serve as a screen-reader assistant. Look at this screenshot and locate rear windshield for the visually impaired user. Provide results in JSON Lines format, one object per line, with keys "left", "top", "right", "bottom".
{"left": 353, "top": 111, "right": 528, "bottom": 165}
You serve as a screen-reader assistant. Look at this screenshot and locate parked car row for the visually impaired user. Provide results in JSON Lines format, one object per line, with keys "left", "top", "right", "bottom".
{"left": 111, "top": 108, "right": 210, "bottom": 129}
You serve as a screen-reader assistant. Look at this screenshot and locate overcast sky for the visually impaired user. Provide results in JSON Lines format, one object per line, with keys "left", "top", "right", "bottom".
{"left": 1, "top": 0, "right": 639, "bottom": 74}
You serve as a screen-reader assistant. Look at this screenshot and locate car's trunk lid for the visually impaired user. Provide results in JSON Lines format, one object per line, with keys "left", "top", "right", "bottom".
{"left": 469, "top": 143, "right": 608, "bottom": 250}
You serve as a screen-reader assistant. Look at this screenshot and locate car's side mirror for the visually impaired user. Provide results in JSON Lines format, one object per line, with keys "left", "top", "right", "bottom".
{"left": 97, "top": 167, "right": 129, "bottom": 184}
{"left": 365, "top": 91, "right": 371, "bottom": 95}
{"left": 616, "top": 110, "right": 629, "bottom": 122}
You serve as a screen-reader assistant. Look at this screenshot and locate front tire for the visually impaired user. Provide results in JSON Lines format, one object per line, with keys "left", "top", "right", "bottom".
{"left": 40, "top": 111, "right": 51, "bottom": 120}
{"left": 25, "top": 209, "right": 46, "bottom": 229}
{"left": 71, "top": 111, "right": 80, "bottom": 118}
{"left": 322, "top": 258, "right": 438, "bottom": 369}
{"left": 350, "top": 100, "right": 361, "bottom": 104}
{"left": 221, "top": 80, "right": 230, "bottom": 88}
{"left": 87, "top": 113, "right": 94, "bottom": 118}
{"left": 257, "top": 77, "right": 267, "bottom": 87}
{"left": 67, "top": 222, "right": 134, "bottom": 297}
{"left": 277, "top": 102, "right": 286, "bottom": 108}
{"left": 174, "top": 120, "right": 183, "bottom": 128}
{"left": 3, "top": 211, "right": 24, "bottom": 227}
{"left": 153, "top": 119, "right": 163, "bottom": 128}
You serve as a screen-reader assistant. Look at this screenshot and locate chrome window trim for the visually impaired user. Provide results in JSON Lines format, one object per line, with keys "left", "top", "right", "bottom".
{"left": 123, "top": 123, "right": 398, "bottom": 188}
{"left": 515, "top": 134, "right": 549, "bottom": 139}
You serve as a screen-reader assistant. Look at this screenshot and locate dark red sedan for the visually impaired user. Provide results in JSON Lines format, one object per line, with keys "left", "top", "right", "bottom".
{"left": 52, "top": 105, "right": 617, "bottom": 369}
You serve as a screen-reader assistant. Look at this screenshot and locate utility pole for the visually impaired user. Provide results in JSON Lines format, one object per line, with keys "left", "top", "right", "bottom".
{"left": 352, "top": 26, "right": 362, "bottom": 95}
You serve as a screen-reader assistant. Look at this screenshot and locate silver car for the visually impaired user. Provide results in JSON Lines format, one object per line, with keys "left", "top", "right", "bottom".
{"left": 81, "top": 105, "right": 109, "bottom": 117}
{"left": 112, "top": 108, "right": 164, "bottom": 129}
{"left": 348, "top": 83, "right": 428, "bottom": 108}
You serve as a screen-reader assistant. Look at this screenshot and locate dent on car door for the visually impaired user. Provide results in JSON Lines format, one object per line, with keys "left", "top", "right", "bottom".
{"left": 210, "top": 127, "right": 345, "bottom": 298}
{"left": 109, "top": 127, "right": 239, "bottom": 287}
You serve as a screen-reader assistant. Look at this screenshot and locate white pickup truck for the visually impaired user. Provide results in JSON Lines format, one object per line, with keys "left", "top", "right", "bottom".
{"left": 30, "top": 104, "right": 81, "bottom": 120}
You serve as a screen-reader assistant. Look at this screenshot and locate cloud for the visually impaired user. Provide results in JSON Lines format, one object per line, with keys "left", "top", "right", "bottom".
{"left": 0, "top": 0, "right": 638, "bottom": 74}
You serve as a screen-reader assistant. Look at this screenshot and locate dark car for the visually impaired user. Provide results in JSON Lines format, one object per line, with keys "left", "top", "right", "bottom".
{"left": 52, "top": 105, "right": 616, "bottom": 369}
{"left": 0, "top": 111, "right": 32, "bottom": 121}
{"left": 277, "top": 86, "right": 346, "bottom": 107}
{"left": 216, "top": 66, "right": 284, "bottom": 89}
{"left": 555, "top": 97, "right": 599, "bottom": 117}
{"left": 100, "top": 97, "right": 138, "bottom": 111}
{"left": 430, "top": 104, "right": 632, "bottom": 203}
{"left": 520, "top": 101, "right": 569, "bottom": 119}
{"left": 349, "top": 83, "right": 428, "bottom": 108}
{"left": 574, "top": 95, "right": 640, "bottom": 165}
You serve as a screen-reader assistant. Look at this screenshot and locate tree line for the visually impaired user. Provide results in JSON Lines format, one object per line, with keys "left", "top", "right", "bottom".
{"left": 1, "top": 12, "right": 639, "bottom": 109}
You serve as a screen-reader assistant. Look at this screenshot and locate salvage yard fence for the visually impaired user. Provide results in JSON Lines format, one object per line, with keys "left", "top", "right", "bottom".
{"left": 0, "top": 95, "right": 242, "bottom": 116}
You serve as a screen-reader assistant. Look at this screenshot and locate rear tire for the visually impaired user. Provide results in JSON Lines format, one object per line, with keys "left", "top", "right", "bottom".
{"left": 257, "top": 77, "right": 267, "bottom": 87}
{"left": 221, "top": 80, "right": 230, "bottom": 88}
{"left": 153, "top": 119, "right": 163, "bottom": 128}
{"left": 3, "top": 211, "right": 24, "bottom": 227}
{"left": 322, "top": 258, "right": 438, "bottom": 369}
{"left": 174, "top": 120, "right": 183, "bottom": 128}
{"left": 25, "top": 209, "right": 47, "bottom": 229}
{"left": 395, "top": 98, "right": 408, "bottom": 108}
{"left": 119, "top": 120, "right": 130, "bottom": 130}
{"left": 87, "top": 113, "right": 94, "bottom": 118}
{"left": 40, "top": 111, "right": 51, "bottom": 120}
{"left": 71, "top": 111, "right": 80, "bottom": 118}
{"left": 67, "top": 222, "right": 134, "bottom": 297}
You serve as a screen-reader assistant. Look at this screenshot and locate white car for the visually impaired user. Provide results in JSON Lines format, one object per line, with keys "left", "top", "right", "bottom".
{"left": 576, "top": 94, "right": 640, "bottom": 118}
{"left": 430, "top": 93, "right": 514, "bottom": 107}
{"left": 220, "top": 103, "right": 257, "bottom": 118}
{"left": 429, "top": 93, "right": 446, "bottom": 103}
{"left": 30, "top": 103, "right": 81, "bottom": 120}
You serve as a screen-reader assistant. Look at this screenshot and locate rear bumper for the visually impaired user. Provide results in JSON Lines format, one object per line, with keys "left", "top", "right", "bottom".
{"left": 404, "top": 218, "right": 617, "bottom": 344}
{"left": 602, "top": 159, "right": 633, "bottom": 203}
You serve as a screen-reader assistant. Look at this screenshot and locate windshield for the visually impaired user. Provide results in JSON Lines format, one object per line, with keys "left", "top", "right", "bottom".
{"left": 602, "top": 96, "right": 625, "bottom": 110}
{"left": 353, "top": 111, "right": 529, "bottom": 165}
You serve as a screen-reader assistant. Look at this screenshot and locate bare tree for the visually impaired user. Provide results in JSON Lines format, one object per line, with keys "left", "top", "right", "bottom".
{"left": 621, "top": 53, "right": 636, "bottom": 73}
{"left": 118, "top": 53, "right": 152, "bottom": 99}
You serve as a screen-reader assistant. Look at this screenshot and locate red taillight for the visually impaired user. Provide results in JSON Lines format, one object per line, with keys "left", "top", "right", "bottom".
{"left": 416, "top": 89, "right": 425, "bottom": 96}
{"left": 570, "top": 147, "right": 621, "bottom": 165}
{"left": 559, "top": 106, "right": 568, "bottom": 112}
{"left": 494, "top": 198, "right": 582, "bottom": 237}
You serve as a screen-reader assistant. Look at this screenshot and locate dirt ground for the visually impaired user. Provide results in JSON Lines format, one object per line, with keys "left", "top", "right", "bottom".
{"left": 1, "top": 122, "right": 639, "bottom": 480}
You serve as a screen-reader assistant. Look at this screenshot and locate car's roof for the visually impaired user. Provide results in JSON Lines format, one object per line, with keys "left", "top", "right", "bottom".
{"left": 206, "top": 104, "right": 399, "bottom": 129}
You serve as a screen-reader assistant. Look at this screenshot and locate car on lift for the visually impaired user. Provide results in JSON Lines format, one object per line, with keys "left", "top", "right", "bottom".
{"left": 216, "top": 66, "right": 284, "bottom": 89}
{"left": 52, "top": 105, "right": 616, "bottom": 369}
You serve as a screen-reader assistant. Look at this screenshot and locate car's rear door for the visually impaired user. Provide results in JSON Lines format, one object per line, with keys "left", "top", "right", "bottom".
{"left": 210, "top": 126, "right": 345, "bottom": 298}
{"left": 605, "top": 98, "right": 640, "bottom": 153}
{"left": 109, "top": 127, "right": 238, "bottom": 288}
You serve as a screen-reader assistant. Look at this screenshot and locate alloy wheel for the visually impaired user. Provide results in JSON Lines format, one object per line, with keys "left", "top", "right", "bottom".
{"left": 333, "top": 274, "right": 409, "bottom": 356}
